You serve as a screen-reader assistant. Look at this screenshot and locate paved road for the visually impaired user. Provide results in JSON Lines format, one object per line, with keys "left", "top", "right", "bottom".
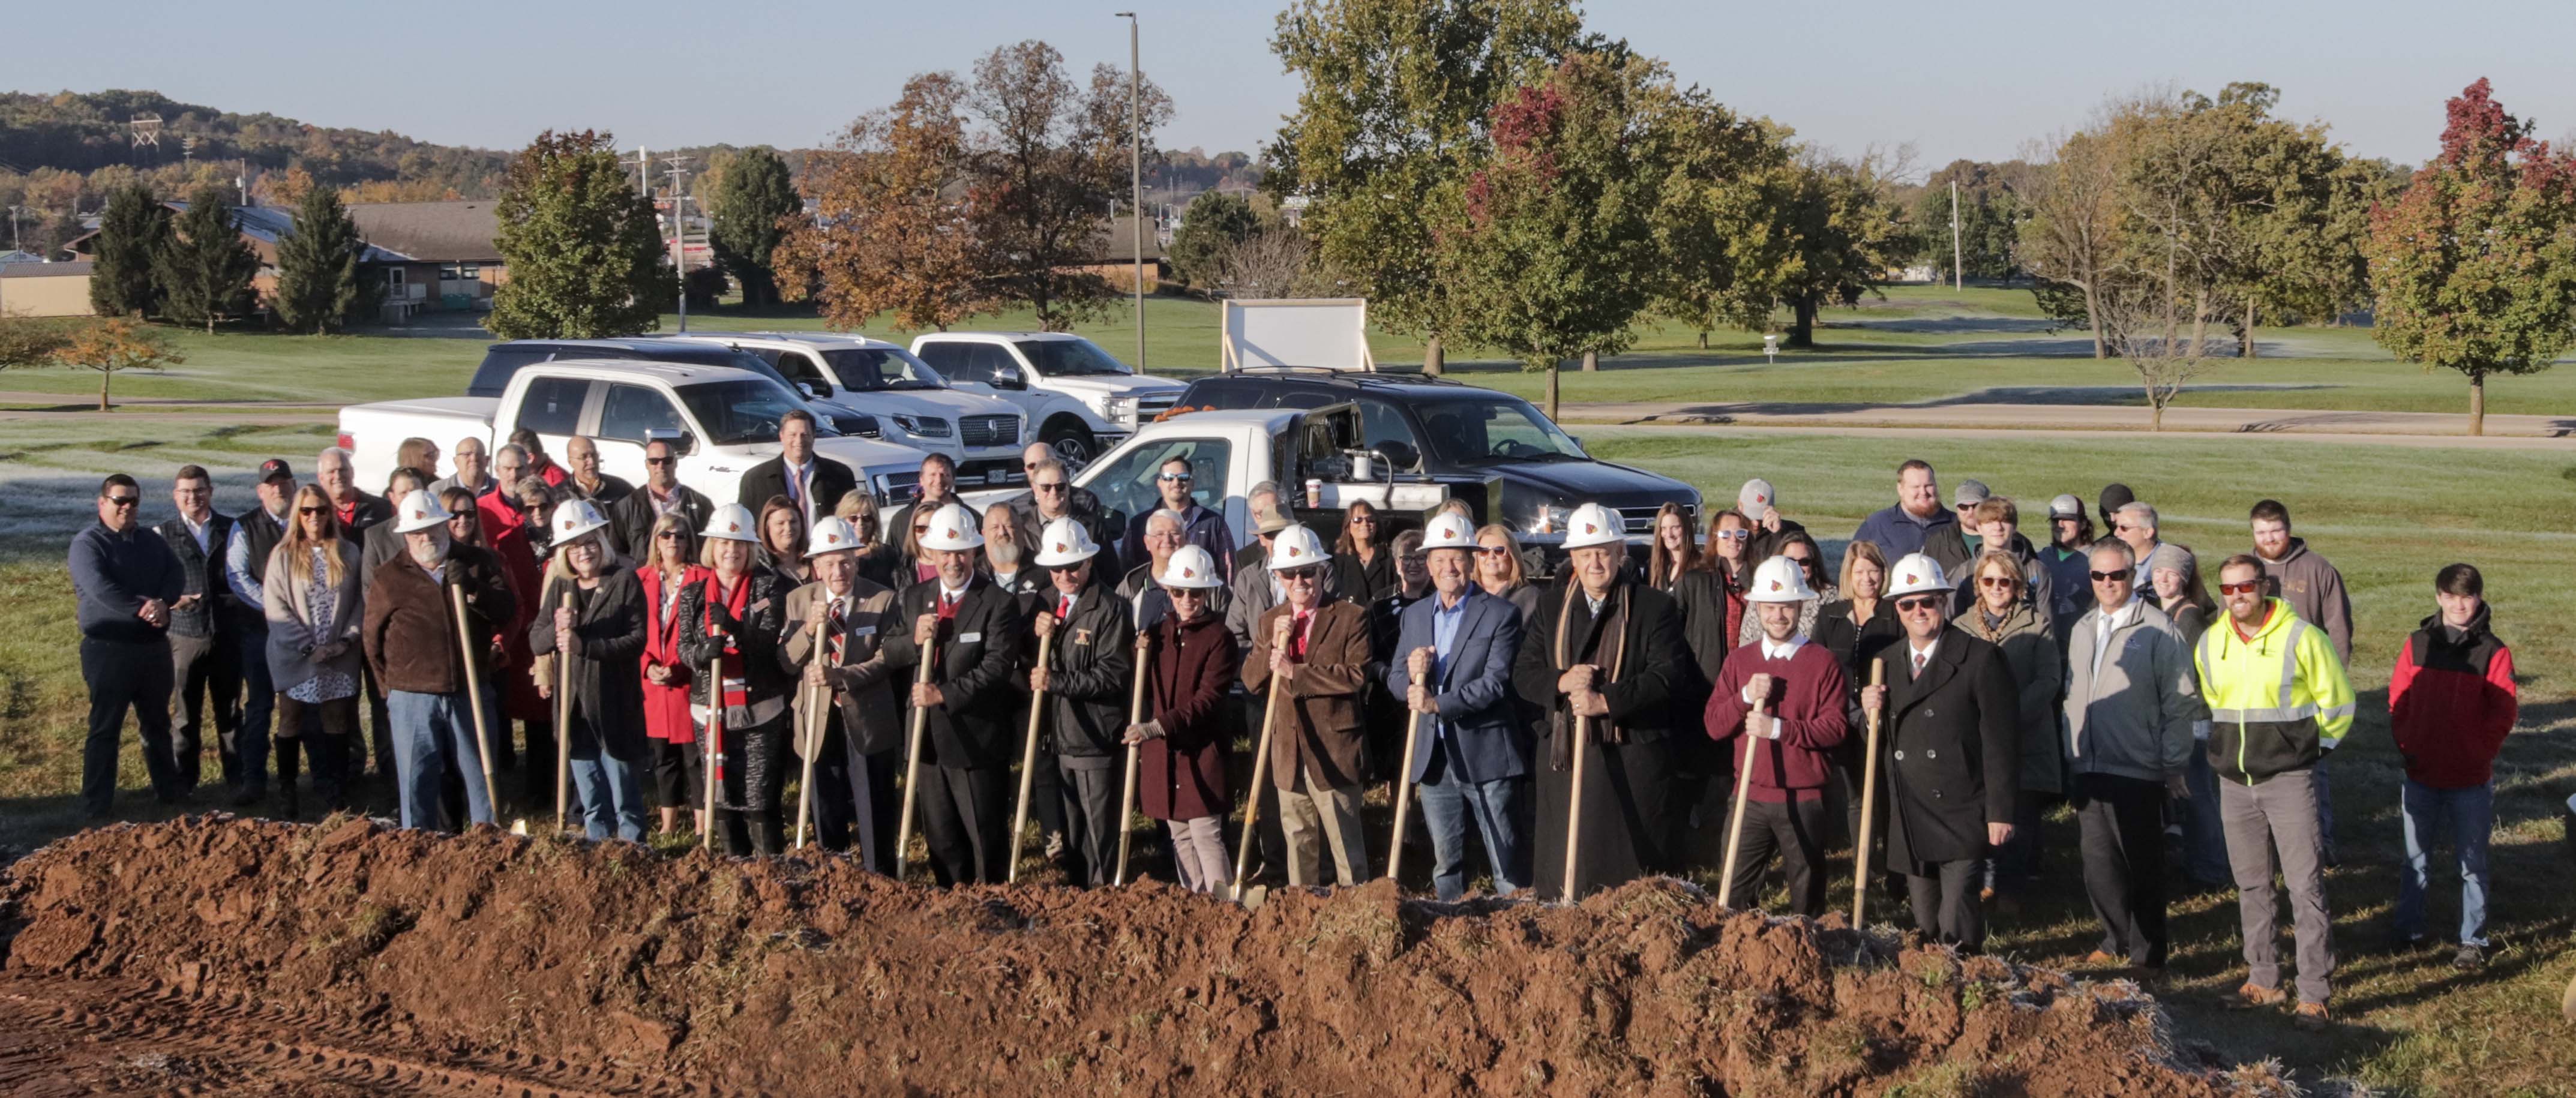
{"left": 1557, "top": 400, "right": 2576, "bottom": 446}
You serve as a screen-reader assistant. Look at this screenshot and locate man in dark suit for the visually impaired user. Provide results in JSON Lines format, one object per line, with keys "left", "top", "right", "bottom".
{"left": 610, "top": 437, "right": 715, "bottom": 559}
{"left": 736, "top": 410, "right": 856, "bottom": 527}
{"left": 157, "top": 464, "right": 239, "bottom": 798}
{"left": 1389, "top": 513, "right": 1528, "bottom": 900}
{"left": 882, "top": 502, "right": 1022, "bottom": 885}
{"left": 1861, "top": 552, "right": 2021, "bottom": 952}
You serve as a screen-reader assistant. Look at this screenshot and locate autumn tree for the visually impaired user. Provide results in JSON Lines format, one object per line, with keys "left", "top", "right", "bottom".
{"left": 486, "top": 130, "right": 671, "bottom": 340}
{"left": 961, "top": 41, "right": 1171, "bottom": 332}
{"left": 1168, "top": 190, "right": 1262, "bottom": 289}
{"left": 1270, "top": 0, "right": 1584, "bottom": 373}
{"left": 56, "top": 317, "right": 184, "bottom": 411}
{"left": 1649, "top": 97, "right": 1794, "bottom": 348}
{"left": 776, "top": 73, "right": 992, "bottom": 331}
{"left": 153, "top": 183, "right": 261, "bottom": 333}
{"left": 2366, "top": 78, "right": 2576, "bottom": 436}
{"left": 88, "top": 184, "right": 169, "bottom": 319}
{"left": 706, "top": 146, "right": 801, "bottom": 308}
{"left": 272, "top": 185, "right": 374, "bottom": 333}
{"left": 1437, "top": 51, "right": 1672, "bottom": 416}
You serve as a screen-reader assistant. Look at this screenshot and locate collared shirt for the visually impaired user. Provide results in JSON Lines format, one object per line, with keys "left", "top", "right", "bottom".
{"left": 992, "top": 569, "right": 1022, "bottom": 591}
{"left": 179, "top": 512, "right": 213, "bottom": 556}
{"left": 785, "top": 459, "right": 815, "bottom": 518}
{"left": 1905, "top": 636, "right": 1940, "bottom": 679}
{"left": 419, "top": 559, "right": 446, "bottom": 586}
{"left": 648, "top": 484, "right": 684, "bottom": 518}
{"left": 1584, "top": 591, "right": 1605, "bottom": 617}
{"left": 1427, "top": 587, "right": 1472, "bottom": 739}
{"left": 1759, "top": 633, "right": 1808, "bottom": 662}
{"left": 223, "top": 508, "right": 281, "bottom": 607}
{"left": 2092, "top": 596, "right": 2142, "bottom": 678}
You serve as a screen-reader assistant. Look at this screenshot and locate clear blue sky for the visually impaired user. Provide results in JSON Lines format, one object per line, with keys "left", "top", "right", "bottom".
{"left": 13, "top": 0, "right": 2572, "bottom": 170}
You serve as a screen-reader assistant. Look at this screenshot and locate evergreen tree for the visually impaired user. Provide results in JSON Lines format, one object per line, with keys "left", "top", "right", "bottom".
{"left": 153, "top": 184, "right": 261, "bottom": 333}
{"left": 88, "top": 184, "right": 169, "bottom": 318}
{"left": 272, "top": 186, "right": 374, "bottom": 334}
{"left": 487, "top": 130, "right": 671, "bottom": 340}
{"left": 1167, "top": 191, "right": 1263, "bottom": 290}
{"left": 706, "top": 146, "right": 801, "bottom": 308}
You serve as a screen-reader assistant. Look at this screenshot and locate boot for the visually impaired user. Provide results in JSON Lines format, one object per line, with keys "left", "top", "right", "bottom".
{"left": 280, "top": 780, "right": 301, "bottom": 822}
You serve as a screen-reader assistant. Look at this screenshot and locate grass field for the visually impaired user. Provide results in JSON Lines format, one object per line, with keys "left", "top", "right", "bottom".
{"left": 5, "top": 283, "right": 2567, "bottom": 421}
{"left": 4, "top": 419, "right": 2571, "bottom": 1094}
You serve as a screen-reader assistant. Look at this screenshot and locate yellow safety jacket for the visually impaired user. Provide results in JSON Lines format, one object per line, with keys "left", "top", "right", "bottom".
{"left": 2193, "top": 598, "right": 2354, "bottom": 785}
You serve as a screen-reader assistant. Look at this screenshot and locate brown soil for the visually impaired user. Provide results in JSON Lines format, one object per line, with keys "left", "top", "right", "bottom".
{"left": 0, "top": 817, "right": 2263, "bottom": 1096}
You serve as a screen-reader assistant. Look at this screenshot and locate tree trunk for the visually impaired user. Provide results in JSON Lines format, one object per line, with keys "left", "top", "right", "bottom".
{"left": 1581, "top": 349, "right": 1597, "bottom": 373}
{"left": 2241, "top": 295, "right": 2258, "bottom": 358}
{"left": 1422, "top": 335, "right": 1444, "bottom": 377}
{"left": 2463, "top": 368, "right": 2483, "bottom": 438}
{"left": 1545, "top": 362, "right": 1560, "bottom": 420}
{"left": 2082, "top": 282, "right": 2106, "bottom": 359}
{"left": 2149, "top": 397, "right": 2163, "bottom": 433}
{"left": 98, "top": 370, "right": 110, "bottom": 413}
{"left": 1696, "top": 331, "right": 1708, "bottom": 350}
{"left": 2188, "top": 287, "right": 2208, "bottom": 362}
{"left": 1787, "top": 295, "right": 1817, "bottom": 348}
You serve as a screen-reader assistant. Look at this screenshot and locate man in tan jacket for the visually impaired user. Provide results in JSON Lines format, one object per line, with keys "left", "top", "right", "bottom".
{"left": 1243, "top": 524, "right": 1372, "bottom": 886}
{"left": 782, "top": 517, "right": 905, "bottom": 875}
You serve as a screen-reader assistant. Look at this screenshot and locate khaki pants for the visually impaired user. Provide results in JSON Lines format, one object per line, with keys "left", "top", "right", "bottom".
{"left": 1278, "top": 769, "right": 1368, "bottom": 886}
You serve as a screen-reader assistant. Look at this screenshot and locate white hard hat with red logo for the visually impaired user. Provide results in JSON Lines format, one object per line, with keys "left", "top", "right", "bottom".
{"left": 1159, "top": 544, "right": 1223, "bottom": 589}
{"left": 392, "top": 488, "right": 451, "bottom": 534}
{"left": 916, "top": 503, "right": 985, "bottom": 551}
{"left": 1422, "top": 512, "right": 1477, "bottom": 550}
{"left": 1746, "top": 554, "right": 1816, "bottom": 603}
{"left": 549, "top": 499, "right": 610, "bottom": 545}
{"left": 1266, "top": 524, "right": 1329, "bottom": 570}
{"left": 1561, "top": 502, "right": 1624, "bottom": 550}
{"left": 1033, "top": 516, "right": 1100, "bottom": 566}
{"left": 1884, "top": 553, "right": 1950, "bottom": 598}
{"left": 806, "top": 515, "right": 862, "bottom": 556}
{"left": 701, "top": 502, "right": 759, "bottom": 544}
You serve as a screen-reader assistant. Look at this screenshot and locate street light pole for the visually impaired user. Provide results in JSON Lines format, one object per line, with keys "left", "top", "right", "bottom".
{"left": 1117, "top": 11, "right": 1143, "bottom": 371}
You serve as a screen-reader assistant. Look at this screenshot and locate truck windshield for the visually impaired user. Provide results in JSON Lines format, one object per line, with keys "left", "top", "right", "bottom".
{"left": 820, "top": 349, "right": 944, "bottom": 391}
{"left": 1015, "top": 339, "right": 1132, "bottom": 377}
{"left": 674, "top": 379, "right": 811, "bottom": 447}
{"left": 1417, "top": 397, "right": 1590, "bottom": 464}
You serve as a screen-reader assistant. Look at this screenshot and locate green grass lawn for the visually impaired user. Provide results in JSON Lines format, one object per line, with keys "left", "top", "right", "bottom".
{"left": 4, "top": 423, "right": 2570, "bottom": 1094}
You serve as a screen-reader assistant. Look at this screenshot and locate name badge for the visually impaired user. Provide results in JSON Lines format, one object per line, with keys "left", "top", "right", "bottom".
{"left": 853, "top": 625, "right": 877, "bottom": 637}
{"left": 959, "top": 631, "right": 983, "bottom": 644}
{"left": 1073, "top": 629, "right": 1093, "bottom": 646}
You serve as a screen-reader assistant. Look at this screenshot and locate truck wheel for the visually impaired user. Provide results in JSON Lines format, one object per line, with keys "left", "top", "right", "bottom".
{"left": 1042, "top": 422, "right": 1096, "bottom": 471}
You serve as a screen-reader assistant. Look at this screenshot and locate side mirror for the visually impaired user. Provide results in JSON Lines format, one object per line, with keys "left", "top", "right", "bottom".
{"left": 992, "top": 364, "right": 1026, "bottom": 390}
{"left": 796, "top": 382, "right": 817, "bottom": 400}
{"left": 1375, "top": 440, "right": 1419, "bottom": 472}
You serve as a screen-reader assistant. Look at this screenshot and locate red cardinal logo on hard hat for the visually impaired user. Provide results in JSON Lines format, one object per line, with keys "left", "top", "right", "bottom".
{"left": 728, "top": 521, "right": 740, "bottom": 533}
{"left": 1182, "top": 567, "right": 1196, "bottom": 578}
{"left": 827, "top": 533, "right": 841, "bottom": 544}
{"left": 1584, "top": 523, "right": 1598, "bottom": 535}
{"left": 1052, "top": 542, "right": 1067, "bottom": 553}
{"left": 1905, "top": 573, "right": 1920, "bottom": 585}
{"left": 412, "top": 509, "right": 426, "bottom": 520}
{"left": 943, "top": 528, "right": 959, "bottom": 539}
{"left": 1769, "top": 580, "right": 1782, "bottom": 592}
{"left": 1287, "top": 545, "right": 1302, "bottom": 557}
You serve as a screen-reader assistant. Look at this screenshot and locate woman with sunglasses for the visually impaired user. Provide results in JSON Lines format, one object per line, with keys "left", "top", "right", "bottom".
{"left": 262, "top": 483, "right": 364, "bottom": 819}
{"left": 1959, "top": 550, "right": 2064, "bottom": 904}
{"left": 638, "top": 512, "right": 708, "bottom": 836}
{"left": 676, "top": 503, "right": 795, "bottom": 856}
{"left": 1331, "top": 500, "right": 1393, "bottom": 605}
{"left": 834, "top": 489, "right": 902, "bottom": 591}
{"left": 1813, "top": 540, "right": 1903, "bottom": 884}
{"left": 502, "top": 476, "right": 562, "bottom": 803}
{"left": 1473, "top": 524, "right": 1543, "bottom": 626}
{"left": 1701, "top": 509, "right": 1754, "bottom": 645}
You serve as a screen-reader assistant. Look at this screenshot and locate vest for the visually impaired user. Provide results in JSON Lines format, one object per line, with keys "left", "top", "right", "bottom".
{"left": 236, "top": 506, "right": 286, "bottom": 630}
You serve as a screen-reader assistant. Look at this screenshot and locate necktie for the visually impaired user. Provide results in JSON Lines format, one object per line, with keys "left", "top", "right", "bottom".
{"left": 1912, "top": 651, "right": 1928, "bottom": 679}
{"left": 787, "top": 466, "right": 803, "bottom": 512}
{"left": 1290, "top": 610, "right": 1313, "bottom": 661}
{"left": 827, "top": 599, "right": 847, "bottom": 664}
{"left": 1057, "top": 593, "right": 1073, "bottom": 620}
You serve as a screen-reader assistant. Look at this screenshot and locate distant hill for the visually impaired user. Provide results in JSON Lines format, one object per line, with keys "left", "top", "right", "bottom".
{"left": 0, "top": 89, "right": 514, "bottom": 197}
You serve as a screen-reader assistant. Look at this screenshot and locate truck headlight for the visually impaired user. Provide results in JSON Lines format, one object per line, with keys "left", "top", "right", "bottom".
{"left": 1100, "top": 395, "right": 1136, "bottom": 425}
{"left": 1524, "top": 504, "right": 1570, "bottom": 535}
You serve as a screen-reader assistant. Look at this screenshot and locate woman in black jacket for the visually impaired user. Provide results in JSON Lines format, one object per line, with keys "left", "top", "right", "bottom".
{"left": 676, "top": 503, "right": 794, "bottom": 856}
{"left": 527, "top": 502, "right": 650, "bottom": 842}
{"left": 1332, "top": 499, "right": 1393, "bottom": 605}
{"left": 1812, "top": 539, "right": 1904, "bottom": 874}
{"left": 1648, "top": 502, "right": 1732, "bottom": 869}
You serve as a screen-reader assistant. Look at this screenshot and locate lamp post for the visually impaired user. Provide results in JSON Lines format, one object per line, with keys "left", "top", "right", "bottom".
{"left": 1115, "top": 11, "right": 1143, "bottom": 371}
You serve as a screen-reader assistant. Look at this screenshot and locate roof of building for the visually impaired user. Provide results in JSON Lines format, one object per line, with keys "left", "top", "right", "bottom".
{"left": 346, "top": 200, "right": 504, "bottom": 263}
{"left": 0, "top": 260, "right": 94, "bottom": 278}
{"left": 155, "top": 200, "right": 410, "bottom": 265}
{"left": 0, "top": 250, "right": 47, "bottom": 265}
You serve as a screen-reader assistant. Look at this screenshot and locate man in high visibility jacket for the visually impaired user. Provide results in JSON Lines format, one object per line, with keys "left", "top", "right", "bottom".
{"left": 2196, "top": 553, "right": 2355, "bottom": 1031}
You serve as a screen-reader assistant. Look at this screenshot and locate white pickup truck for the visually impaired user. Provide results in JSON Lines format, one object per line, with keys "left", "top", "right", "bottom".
{"left": 908, "top": 331, "right": 1186, "bottom": 469}
{"left": 338, "top": 359, "right": 931, "bottom": 506}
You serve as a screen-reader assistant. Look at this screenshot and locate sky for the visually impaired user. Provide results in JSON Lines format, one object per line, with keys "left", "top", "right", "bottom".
{"left": 13, "top": 0, "right": 2575, "bottom": 173}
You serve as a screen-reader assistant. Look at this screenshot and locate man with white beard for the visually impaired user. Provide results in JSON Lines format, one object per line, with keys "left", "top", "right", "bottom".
{"left": 362, "top": 489, "right": 516, "bottom": 830}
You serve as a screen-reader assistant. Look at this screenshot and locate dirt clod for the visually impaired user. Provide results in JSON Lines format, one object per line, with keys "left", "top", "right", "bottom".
{"left": 1, "top": 817, "right": 2250, "bottom": 1095}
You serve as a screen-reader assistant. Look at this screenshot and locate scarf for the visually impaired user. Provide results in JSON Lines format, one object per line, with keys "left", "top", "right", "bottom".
{"left": 1548, "top": 578, "right": 1631, "bottom": 770}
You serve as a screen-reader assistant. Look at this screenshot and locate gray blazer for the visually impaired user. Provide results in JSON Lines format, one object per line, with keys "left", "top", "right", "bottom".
{"left": 263, "top": 539, "right": 366, "bottom": 691}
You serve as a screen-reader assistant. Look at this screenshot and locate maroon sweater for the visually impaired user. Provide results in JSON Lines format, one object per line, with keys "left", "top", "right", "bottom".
{"left": 1704, "top": 639, "right": 1851, "bottom": 802}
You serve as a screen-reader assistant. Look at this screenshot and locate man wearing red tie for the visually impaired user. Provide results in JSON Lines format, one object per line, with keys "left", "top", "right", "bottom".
{"left": 1243, "top": 524, "right": 1374, "bottom": 886}
{"left": 1027, "top": 517, "right": 1135, "bottom": 887}
{"left": 884, "top": 503, "right": 1022, "bottom": 884}
{"left": 737, "top": 410, "right": 856, "bottom": 527}
{"left": 784, "top": 517, "right": 904, "bottom": 869}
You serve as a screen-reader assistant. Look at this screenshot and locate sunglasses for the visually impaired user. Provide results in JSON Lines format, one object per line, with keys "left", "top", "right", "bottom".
{"left": 1977, "top": 576, "right": 2016, "bottom": 588}
{"left": 1894, "top": 595, "right": 1945, "bottom": 613}
{"left": 1157, "top": 473, "right": 1192, "bottom": 483}
{"left": 1279, "top": 568, "right": 1323, "bottom": 581}
{"left": 2218, "top": 581, "right": 2263, "bottom": 596}
{"left": 104, "top": 495, "right": 140, "bottom": 508}
{"left": 296, "top": 505, "right": 327, "bottom": 516}
{"left": 1034, "top": 482, "right": 1066, "bottom": 492}
{"left": 1046, "top": 562, "right": 1085, "bottom": 573}
{"left": 1712, "top": 529, "right": 1750, "bottom": 541}
{"left": 656, "top": 531, "right": 684, "bottom": 541}
{"left": 2089, "top": 570, "right": 2131, "bottom": 583}
{"left": 644, "top": 456, "right": 675, "bottom": 466}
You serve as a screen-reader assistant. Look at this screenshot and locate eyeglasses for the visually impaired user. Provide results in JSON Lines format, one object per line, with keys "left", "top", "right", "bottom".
{"left": 1046, "top": 562, "right": 1085, "bottom": 573}
{"left": 1713, "top": 529, "right": 1750, "bottom": 541}
{"left": 296, "top": 506, "right": 327, "bottom": 516}
{"left": 1977, "top": 577, "right": 2016, "bottom": 588}
{"left": 644, "top": 456, "right": 675, "bottom": 467}
{"left": 103, "top": 495, "right": 140, "bottom": 508}
{"left": 1279, "top": 567, "right": 1322, "bottom": 581}
{"left": 1399, "top": 554, "right": 1428, "bottom": 566}
{"left": 1893, "top": 595, "right": 1944, "bottom": 613}
{"left": 1348, "top": 515, "right": 1377, "bottom": 524}
{"left": 1166, "top": 587, "right": 1207, "bottom": 600}
{"left": 1034, "top": 482, "right": 1066, "bottom": 493}
{"left": 2218, "top": 581, "right": 2263, "bottom": 596}
{"left": 656, "top": 531, "right": 684, "bottom": 541}
{"left": 1157, "top": 473, "right": 1192, "bottom": 483}
{"left": 2088, "top": 570, "right": 2132, "bottom": 583}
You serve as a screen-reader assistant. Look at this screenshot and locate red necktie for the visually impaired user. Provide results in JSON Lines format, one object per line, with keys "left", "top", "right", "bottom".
{"left": 827, "top": 599, "right": 847, "bottom": 664}
{"left": 1290, "top": 610, "right": 1313, "bottom": 661}
{"left": 938, "top": 590, "right": 960, "bottom": 622}
{"left": 1057, "top": 593, "right": 1073, "bottom": 620}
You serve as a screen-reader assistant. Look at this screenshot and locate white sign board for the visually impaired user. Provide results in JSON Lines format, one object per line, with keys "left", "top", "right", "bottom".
{"left": 1219, "top": 298, "right": 1375, "bottom": 372}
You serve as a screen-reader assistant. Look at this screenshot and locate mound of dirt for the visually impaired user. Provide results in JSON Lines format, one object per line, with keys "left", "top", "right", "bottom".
{"left": 0, "top": 817, "right": 2253, "bottom": 1096}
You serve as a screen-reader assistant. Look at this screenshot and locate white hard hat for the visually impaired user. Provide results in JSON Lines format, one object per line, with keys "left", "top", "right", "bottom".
{"left": 1745, "top": 554, "right": 1816, "bottom": 603}
{"left": 1422, "top": 511, "right": 1477, "bottom": 551}
{"left": 392, "top": 488, "right": 451, "bottom": 534}
{"left": 915, "top": 502, "right": 985, "bottom": 551}
{"left": 1561, "top": 502, "right": 1624, "bottom": 550}
{"left": 1159, "top": 544, "right": 1223, "bottom": 589}
{"left": 701, "top": 502, "right": 759, "bottom": 543}
{"left": 1033, "top": 516, "right": 1099, "bottom": 567}
{"left": 806, "top": 515, "right": 863, "bottom": 556}
{"left": 1884, "top": 553, "right": 1950, "bottom": 599}
{"left": 548, "top": 499, "right": 610, "bottom": 546}
{"left": 1265, "top": 523, "right": 1329, "bottom": 570}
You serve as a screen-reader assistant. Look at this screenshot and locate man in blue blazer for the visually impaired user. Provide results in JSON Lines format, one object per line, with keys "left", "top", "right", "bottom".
{"left": 1388, "top": 513, "right": 1530, "bottom": 899}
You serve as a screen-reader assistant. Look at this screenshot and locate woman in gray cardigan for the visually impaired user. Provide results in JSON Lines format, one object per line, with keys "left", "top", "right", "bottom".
{"left": 264, "top": 484, "right": 366, "bottom": 818}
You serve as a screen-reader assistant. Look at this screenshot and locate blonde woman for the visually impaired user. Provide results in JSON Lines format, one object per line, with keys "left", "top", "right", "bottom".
{"left": 263, "top": 484, "right": 364, "bottom": 818}
{"left": 1960, "top": 549, "right": 2064, "bottom": 899}
{"left": 1473, "top": 523, "right": 1541, "bottom": 625}
{"left": 834, "top": 488, "right": 901, "bottom": 590}
{"left": 638, "top": 511, "right": 707, "bottom": 835}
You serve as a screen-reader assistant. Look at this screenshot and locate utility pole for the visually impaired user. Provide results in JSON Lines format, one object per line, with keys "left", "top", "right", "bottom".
{"left": 1117, "top": 11, "right": 1144, "bottom": 370}
{"left": 1950, "top": 178, "right": 1963, "bottom": 292}
{"left": 5, "top": 206, "right": 22, "bottom": 253}
{"left": 662, "top": 154, "right": 695, "bottom": 331}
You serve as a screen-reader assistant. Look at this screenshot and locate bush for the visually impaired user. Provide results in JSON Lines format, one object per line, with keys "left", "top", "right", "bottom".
{"left": 682, "top": 266, "right": 729, "bottom": 310}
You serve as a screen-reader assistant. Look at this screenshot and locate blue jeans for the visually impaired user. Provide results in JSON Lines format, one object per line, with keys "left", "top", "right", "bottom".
{"left": 2395, "top": 778, "right": 2492, "bottom": 947}
{"left": 235, "top": 629, "right": 274, "bottom": 792}
{"left": 2182, "top": 749, "right": 2230, "bottom": 884}
{"left": 389, "top": 689, "right": 491, "bottom": 830}
{"left": 1417, "top": 775, "right": 1530, "bottom": 901}
{"left": 566, "top": 716, "right": 647, "bottom": 842}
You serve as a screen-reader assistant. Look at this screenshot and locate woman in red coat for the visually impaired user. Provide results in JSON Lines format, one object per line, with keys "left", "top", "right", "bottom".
{"left": 1129, "top": 545, "right": 1239, "bottom": 893}
{"left": 637, "top": 511, "right": 708, "bottom": 836}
